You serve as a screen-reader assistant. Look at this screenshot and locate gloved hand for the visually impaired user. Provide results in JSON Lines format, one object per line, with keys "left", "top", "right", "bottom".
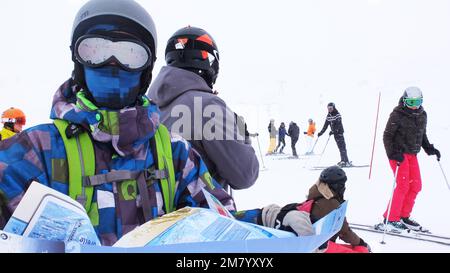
{"left": 329, "top": 131, "right": 334, "bottom": 136}
{"left": 317, "top": 132, "right": 323, "bottom": 137}
{"left": 304, "top": 132, "right": 307, "bottom": 135}
{"left": 389, "top": 152, "right": 404, "bottom": 163}
{"left": 260, "top": 204, "right": 315, "bottom": 236}
{"left": 356, "top": 238, "right": 372, "bottom": 253}
{"left": 424, "top": 145, "right": 441, "bottom": 160}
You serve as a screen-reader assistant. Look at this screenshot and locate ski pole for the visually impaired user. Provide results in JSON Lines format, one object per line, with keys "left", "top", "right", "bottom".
{"left": 255, "top": 134, "right": 267, "bottom": 170}
{"left": 437, "top": 159, "right": 450, "bottom": 191}
{"left": 317, "top": 134, "right": 331, "bottom": 166}
{"left": 381, "top": 162, "right": 400, "bottom": 244}
{"left": 310, "top": 137, "right": 319, "bottom": 154}
{"left": 369, "top": 92, "right": 381, "bottom": 180}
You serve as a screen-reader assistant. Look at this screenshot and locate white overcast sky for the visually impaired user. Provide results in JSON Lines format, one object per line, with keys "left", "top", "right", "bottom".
{"left": 1, "top": 0, "right": 450, "bottom": 128}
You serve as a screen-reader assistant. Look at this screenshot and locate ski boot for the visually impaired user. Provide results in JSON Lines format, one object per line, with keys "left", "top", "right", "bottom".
{"left": 375, "top": 219, "right": 408, "bottom": 234}
{"left": 401, "top": 217, "right": 425, "bottom": 232}
{"left": 337, "top": 161, "right": 352, "bottom": 167}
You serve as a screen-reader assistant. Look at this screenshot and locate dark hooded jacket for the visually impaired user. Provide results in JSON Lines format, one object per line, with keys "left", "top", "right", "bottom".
{"left": 148, "top": 66, "right": 259, "bottom": 190}
{"left": 383, "top": 99, "right": 432, "bottom": 158}
{"left": 318, "top": 108, "right": 344, "bottom": 135}
{"left": 287, "top": 122, "right": 300, "bottom": 139}
{"left": 307, "top": 183, "right": 362, "bottom": 247}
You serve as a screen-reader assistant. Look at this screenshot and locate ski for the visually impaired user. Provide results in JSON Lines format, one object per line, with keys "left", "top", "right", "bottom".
{"left": 350, "top": 223, "right": 450, "bottom": 241}
{"left": 349, "top": 224, "right": 450, "bottom": 246}
{"left": 274, "top": 155, "right": 312, "bottom": 160}
{"left": 309, "top": 164, "right": 370, "bottom": 170}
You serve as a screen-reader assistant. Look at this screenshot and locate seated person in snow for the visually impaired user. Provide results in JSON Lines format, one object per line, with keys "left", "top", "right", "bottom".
{"left": 305, "top": 166, "right": 371, "bottom": 253}
{"left": 0, "top": 0, "right": 314, "bottom": 246}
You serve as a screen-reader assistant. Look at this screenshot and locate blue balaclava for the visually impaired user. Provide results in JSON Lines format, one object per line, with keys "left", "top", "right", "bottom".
{"left": 82, "top": 24, "right": 143, "bottom": 109}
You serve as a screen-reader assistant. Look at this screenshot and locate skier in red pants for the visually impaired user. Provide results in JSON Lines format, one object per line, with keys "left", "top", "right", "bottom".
{"left": 381, "top": 87, "right": 440, "bottom": 232}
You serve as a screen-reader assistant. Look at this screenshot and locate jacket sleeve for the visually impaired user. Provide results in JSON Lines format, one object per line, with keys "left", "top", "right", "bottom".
{"left": 171, "top": 134, "right": 236, "bottom": 211}
{"left": 421, "top": 111, "right": 432, "bottom": 150}
{"left": 0, "top": 127, "right": 50, "bottom": 226}
{"left": 171, "top": 135, "right": 263, "bottom": 225}
{"left": 198, "top": 97, "right": 259, "bottom": 190}
{"left": 312, "top": 198, "right": 361, "bottom": 246}
{"left": 318, "top": 118, "right": 330, "bottom": 135}
{"left": 337, "top": 218, "right": 363, "bottom": 246}
{"left": 383, "top": 110, "right": 401, "bottom": 157}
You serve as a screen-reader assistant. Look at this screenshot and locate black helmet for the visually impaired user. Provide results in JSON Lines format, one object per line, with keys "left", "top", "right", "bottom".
{"left": 327, "top": 102, "right": 335, "bottom": 108}
{"left": 319, "top": 166, "right": 347, "bottom": 197}
{"left": 70, "top": 0, "right": 157, "bottom": 98}
{"left": 165, "top": 26, "right": 219, "bottom": 88}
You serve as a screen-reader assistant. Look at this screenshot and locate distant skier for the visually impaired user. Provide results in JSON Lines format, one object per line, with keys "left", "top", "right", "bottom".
{"left": 304, "top": 118, "right": 316, "bottom": 155}
{"left": 236, "top": 114, "right": 258, "bottom": 145}
{"left": 306, "top": 166, "right": 371, "bottom": 253}
{"left": 317, "top": 102, "right": 351, "bottom": 167}
{"left": 380, "top": 87, "right": 440, "bottom": 232}
{"left": 287, "top": 121, "right": 300, "bottom": 157}
{"left": 275, "top": 122, "right": 286, "bottom": 153}
{"left": 267, "top": 119, "right": 277, "bottom": 155}
{"left": 0, "top": 107, "right": 26, "bottom": 141}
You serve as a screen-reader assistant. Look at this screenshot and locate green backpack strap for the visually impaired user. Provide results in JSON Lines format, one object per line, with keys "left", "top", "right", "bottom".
{"left": 153, "top": 124, "right": 176, "bottom": 213}
{"left": 54, "top": 119, "right": 95, "bottom": 212}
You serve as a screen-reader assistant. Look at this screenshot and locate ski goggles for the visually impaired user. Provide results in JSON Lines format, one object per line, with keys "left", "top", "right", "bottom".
{"left": 404, "top": 97, "right": 423, "bottom": 108}
{"left": 1, "top": 117, "right": 26, "bottom": 125}
{"left": 74, "top": 34, "right": 152, "bottom": 72}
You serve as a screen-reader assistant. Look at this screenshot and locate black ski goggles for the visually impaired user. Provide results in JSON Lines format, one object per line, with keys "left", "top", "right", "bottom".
{"left": 74, "top": 34, "right": 152, "bottom": 72}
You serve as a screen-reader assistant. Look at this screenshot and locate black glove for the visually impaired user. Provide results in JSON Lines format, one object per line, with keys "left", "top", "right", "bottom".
{"left": 329, "top": 131, "right": 334, "bottom": 136}
{"left": 317, "top": 132, "right": 323, "bottom": 137}
{"left": 389, "top": 152, "right": 404, "bottom": 163}
{"left": 424, "top": 145, "right": 441, "bottom": 160}
{"left": 303, "top": 132, "right": 307, "bottom": 135}
{"left": 358, "top": 238, "right": 372, "bottom": 253}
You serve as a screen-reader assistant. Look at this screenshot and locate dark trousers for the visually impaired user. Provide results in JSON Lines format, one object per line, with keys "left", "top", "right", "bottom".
{"left": 334, "top": 133, "right": 349, "bottom": 162}
{"left": 291, "top": 137, "right": 298, "bottom": 156}
{"left": 276, "top": 138, "right": 286, "bottom": 152}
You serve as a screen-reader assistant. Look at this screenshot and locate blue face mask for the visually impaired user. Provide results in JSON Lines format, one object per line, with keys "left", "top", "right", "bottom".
{"left": 84, "top": 66, "right": 142, "bottom": 109}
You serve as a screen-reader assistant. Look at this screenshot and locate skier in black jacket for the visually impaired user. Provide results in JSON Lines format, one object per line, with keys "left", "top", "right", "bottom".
{"left": 318, "top": 103, "right": 350, "bottom": 167}
{"left": 287, "top": 121, "right": 300, "bottom": 157}
{"left": 379, "top": 87, "right": 440, "bottom": 232}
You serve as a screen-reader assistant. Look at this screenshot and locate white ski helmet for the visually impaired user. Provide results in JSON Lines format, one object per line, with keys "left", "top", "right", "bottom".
{"left": 402, "top": 87, "right": 423, "bottom": 108}
{"left": 403, "top": 86, "right": 423, "bottom": 99}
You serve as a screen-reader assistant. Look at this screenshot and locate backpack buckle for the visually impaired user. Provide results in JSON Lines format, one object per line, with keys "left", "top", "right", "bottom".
{"left": 144, "top": 168, "right": 168, "bottom": 180}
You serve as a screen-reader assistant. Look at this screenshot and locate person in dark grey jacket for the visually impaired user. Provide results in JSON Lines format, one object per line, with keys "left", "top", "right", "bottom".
{"left": 148, "top": 26, "right": 259, "bottom": 190}
{"left": 287, "top": 121, "right": 300, "bottom": 157}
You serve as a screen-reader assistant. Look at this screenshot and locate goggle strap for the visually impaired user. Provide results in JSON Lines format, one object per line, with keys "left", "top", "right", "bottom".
{"left": 166, "top": 39, "right": 217, "bottom": 57}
